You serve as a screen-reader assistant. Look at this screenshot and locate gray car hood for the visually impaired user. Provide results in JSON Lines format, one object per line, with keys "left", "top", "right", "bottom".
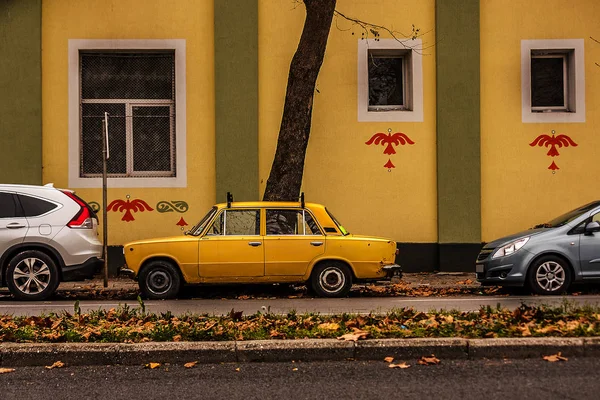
{"left": 484, "top": 228, "right": 549, "bottom": 249}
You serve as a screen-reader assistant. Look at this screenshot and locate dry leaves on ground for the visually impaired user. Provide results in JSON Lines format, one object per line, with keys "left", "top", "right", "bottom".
{"left": 145, "top": 362, "right": 161, "bottom": 369}
{"left": 184, "top": 361, "right": 198, "bottom": 369}
{"left": 417, "top": 355, "right": 441, "bottom": 365}
{"left": 45, "top": 361, "right": 65, "bottom": 370}
{"left": 389, "top": 362, "right": 411, "bottom": 369}
{"left": 384, "top": 357, "right": 394, "bottom": 363}
{"left": 337, "top": 328, "right": 369, "bottom": 342}
{"left": 543, "top": 352, "right": 568, "bottom": 362}
{"left": 0, "top": 368, "right": 15, "bottom": 374}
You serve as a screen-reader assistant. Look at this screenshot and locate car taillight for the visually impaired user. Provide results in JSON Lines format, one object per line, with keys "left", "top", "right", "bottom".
{"left": 62, "top": 190, "right": 94, "bottom": 229}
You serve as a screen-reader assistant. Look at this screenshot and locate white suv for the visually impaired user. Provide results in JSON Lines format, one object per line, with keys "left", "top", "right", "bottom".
{"left": 0, "top": 184, "right": 102, "bottom": 300}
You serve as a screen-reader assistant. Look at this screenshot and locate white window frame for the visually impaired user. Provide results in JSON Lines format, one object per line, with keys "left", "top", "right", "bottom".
{"left": 68, "top": 39, "right": 187, "bottom": 188}
{"left": 358, "top": 38, "right": 423, "bottom": 122}
{"left": 521, "top": 39, "right": 585, "bottom": 123}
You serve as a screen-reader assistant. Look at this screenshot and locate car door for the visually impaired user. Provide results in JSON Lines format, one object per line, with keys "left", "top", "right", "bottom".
{"left": 0, "top": 192, "right": 29, "bottom": 255}
{"left": 263, "top": 208, "right": 325, "bottom": 276}
{"left": 578, "top": 212, "right": 600, "bottom": 278}
{"left": 198, "top": 208, "right": 264, "bottom": 281}
{"left": 18, "top": 193, "right": 60, "bottom": 244}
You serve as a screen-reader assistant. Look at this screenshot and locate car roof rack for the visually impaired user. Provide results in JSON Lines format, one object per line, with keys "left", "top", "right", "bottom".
{"left": 227, "top": 192, "right": 233, "bottom": 208}
{"left": 300, "top": 192, "right": 305, "bottom": 208}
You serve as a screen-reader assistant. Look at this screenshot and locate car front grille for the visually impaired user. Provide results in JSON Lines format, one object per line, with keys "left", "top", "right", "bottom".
{"left": 476, "top": 249, "right": 494, "bottom": 262}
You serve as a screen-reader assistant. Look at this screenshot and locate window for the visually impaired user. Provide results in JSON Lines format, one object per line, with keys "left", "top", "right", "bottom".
{"left": 521, "top": 39, "right": 585, "bottom": 123}
{"left": 266, "top": 210, "right": 321, "bottom": 236}
{"left": 18, "top": 195, "right": 57, "bottom": 217}
{"left": 209, "top": 210, "right": 259, "bottom": 236}
{"left": 0, "top": 193, "right": 21, "bottom": 218}
{"left": 358, "top": 39, "right": 423, "bottom": 122}
{"left": 69, "top": 40, "right": 187, "bottom": 188}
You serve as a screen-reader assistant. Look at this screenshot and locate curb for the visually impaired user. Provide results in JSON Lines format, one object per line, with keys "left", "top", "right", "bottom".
{"left": 0, "top": 337, "right": 596, "bottom": 367}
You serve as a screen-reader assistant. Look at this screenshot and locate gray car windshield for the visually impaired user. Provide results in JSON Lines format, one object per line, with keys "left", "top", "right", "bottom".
{"left": 188, "top": 206, "right": 217, "bottom": 235}
{"left": 539, "top": 201, "right": 600, "bottom": 228}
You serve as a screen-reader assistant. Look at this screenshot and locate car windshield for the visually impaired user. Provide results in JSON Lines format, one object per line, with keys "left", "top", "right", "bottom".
{"left": 187, "top": 206, "right": 217, "bottom": 235}
{"left": 325, "top": 208, "right": 349, "bottom": 235}
{"left": 536, "top": 201, "right": 600, "bottom": 228}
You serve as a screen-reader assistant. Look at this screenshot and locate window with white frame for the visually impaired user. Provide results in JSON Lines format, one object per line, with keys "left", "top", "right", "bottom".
{"left": 521, "top": 39, "right": 585, "bottom": 123}
{"left": 358, "top": 39, "right": 423, "bottom": 122}
{"left": 68, "top": 40, "right": 187, "bottom": 188}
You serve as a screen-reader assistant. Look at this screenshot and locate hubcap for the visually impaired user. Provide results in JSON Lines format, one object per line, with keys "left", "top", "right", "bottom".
{"left": 147, "top": 270, "right": 171, "bottom": 295}
{"left": 536, "top": 261, "right": 566, "bottom": 292}
{"left": 319, "top": 267, "right": 345, "bottom": 294}
{"left": 12, "top": 258, "right": 51, "bottom": 295}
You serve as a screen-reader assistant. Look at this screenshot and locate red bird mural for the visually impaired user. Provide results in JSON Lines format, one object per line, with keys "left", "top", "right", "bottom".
{"left": 107, "top": 197, "right": 154, "bottom": 222}
{"left": 365, "top": 131, "right": 415, "bottom": 155}
{"left": 529, "top": 133, "right": 577, "bottom": 157}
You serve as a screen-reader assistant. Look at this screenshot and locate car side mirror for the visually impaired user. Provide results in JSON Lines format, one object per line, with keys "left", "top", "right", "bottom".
{"left": 584, "top": 221, "right": 600, "bottom": 234}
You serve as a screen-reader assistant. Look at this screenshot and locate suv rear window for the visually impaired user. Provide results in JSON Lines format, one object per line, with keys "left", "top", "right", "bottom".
{"left": 18, "top": 195, "right": 58, "bottom": 217}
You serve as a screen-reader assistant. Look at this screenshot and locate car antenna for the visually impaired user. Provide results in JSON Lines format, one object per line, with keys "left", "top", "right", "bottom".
{"left": 227, "top": 192, "right": 233, "bottom": 208}
{"left": 300, "top": 192, "right": 305, "bottom": 208}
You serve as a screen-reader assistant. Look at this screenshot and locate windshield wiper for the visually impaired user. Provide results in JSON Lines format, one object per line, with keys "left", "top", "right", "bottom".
{"left": 532, "top": 223, "right": 552, "bottom": 229}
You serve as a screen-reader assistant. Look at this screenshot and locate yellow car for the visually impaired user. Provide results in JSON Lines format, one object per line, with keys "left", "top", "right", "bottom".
{"left": 121, "top": 197, "right": 401, "bottom": 299}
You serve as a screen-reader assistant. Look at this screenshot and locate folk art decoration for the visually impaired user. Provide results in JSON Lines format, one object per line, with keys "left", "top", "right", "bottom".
{"left": 94, "top": 197, "right": 189, "bottom": 225}
{"left": 365, "top": 128, "right": 415, "bottom": 171}
{"left": 529, "top": 130, "right": 578, "bottom": 173}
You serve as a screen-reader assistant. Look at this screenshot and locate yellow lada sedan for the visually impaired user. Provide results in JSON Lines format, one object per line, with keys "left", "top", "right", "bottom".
{"left": 121, "top": 197, "right": 401, "bottom": 299}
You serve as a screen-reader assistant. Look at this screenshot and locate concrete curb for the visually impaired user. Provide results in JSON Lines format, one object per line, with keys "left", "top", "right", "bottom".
{"left": 0, "top": 337, "right": 596, "bottom": 367}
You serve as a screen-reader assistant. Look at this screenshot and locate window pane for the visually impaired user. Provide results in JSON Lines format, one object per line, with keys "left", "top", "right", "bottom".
{"left": 531, "top": 57, "right": 565, "bottom": 107}
{"left": 81, "top": 52, "right": 174, "bottom": 100}
{"left": 368, "top": 56, "right": 404, "bottom": 106}
{"left": 132, "top": 106, "right": 173, "bottom": 172}
{"left": 224, "top": 210, "right": 259, "bottom": 236}
{"left": 18, "top": 195, "right": 57, "bottom": 217}
{"left": 81, "top": 104, "right": 127, "bottom": 175}
{"left": 0, "top": 193, "right": 20, "bottom": 218}
{"left": 266, "top": 210, "right": 299, "bottom": 235}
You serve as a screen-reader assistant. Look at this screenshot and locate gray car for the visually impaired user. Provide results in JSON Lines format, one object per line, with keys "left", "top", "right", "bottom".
{"left": 0, "top": 184, "right": 102, "bottom": 300}
{"left": 476, "top": 201, "right": 600, "bottom": 295}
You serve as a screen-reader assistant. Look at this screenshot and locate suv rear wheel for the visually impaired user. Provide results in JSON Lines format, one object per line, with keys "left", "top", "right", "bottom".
{"left": 6, "top": 250, "right": 60, "bottom": 300}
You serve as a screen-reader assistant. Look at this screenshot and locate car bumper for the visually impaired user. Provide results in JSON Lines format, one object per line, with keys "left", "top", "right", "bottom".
{"left": 382, "top": 264, "right": 403, "bottom": 281}
{"left": 62, "top": 257, "right": 103, "bottom": 281}
{"left": 118, "top": 266, "right": 136, "bottom": 279}
{"left": 475, "top": 251, "right": 534, "bottom": 287}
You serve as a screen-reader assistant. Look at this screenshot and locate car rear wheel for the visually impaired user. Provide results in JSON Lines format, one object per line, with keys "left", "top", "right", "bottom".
{"left": 310, "top": 261, "right": 352, "bottom": 298}
{"left": 528, "top": 255, "right": 572, "bottom": 295}
{"left": 6, "top": 250, "right": 60, "bottom": 301}
{"left": 139, "top": 261, "right": 182, "bottom": 300}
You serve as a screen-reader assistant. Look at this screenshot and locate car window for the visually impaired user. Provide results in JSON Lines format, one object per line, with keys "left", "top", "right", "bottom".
{"left": 209, "top": 210, "right": 259, "bottom": 236}
{"left": 593, "top": 213, "right": 600, "bottom": 224}
{"left": 0, "top": 192, "right": 22, "bottom": 218}
{"left": 18, "top": 194, "right": 58, "bottom": 217}
{"left": 266, "top": 209, "right": 321, "bottom": 235}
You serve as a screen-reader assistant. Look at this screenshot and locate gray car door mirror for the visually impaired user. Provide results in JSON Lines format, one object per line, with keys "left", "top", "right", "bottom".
{"left": 584, "top": 221, "right": 600, "bottom": 234}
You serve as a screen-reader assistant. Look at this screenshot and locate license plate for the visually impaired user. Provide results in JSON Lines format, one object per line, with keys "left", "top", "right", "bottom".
{"left": 476, "top": 264, "right": 484, "bottom": 273}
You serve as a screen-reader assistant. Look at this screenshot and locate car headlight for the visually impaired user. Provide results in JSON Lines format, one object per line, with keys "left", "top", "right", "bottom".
{"left": 492, "top": 237, "right": 530, "bottom": 259}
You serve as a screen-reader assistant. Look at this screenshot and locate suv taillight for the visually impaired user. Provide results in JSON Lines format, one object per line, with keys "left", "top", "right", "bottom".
{"left": 61, "top": 190, "right": 94, "bottom": 229}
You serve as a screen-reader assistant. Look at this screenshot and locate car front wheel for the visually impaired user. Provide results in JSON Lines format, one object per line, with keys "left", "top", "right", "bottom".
{"left": 528, "top": 256, "right": 572, "bottom": 295}
{"left": 310, "top": 262, "right": 352, "bottom": 298}
{"left": 139, "top": 260, "right": 182, "bottom": 300}
{"left": 6, "top": 250, "right": 60, "bottom": 301}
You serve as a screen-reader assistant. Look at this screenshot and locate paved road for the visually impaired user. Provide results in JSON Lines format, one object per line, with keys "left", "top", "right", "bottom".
{"left": 1, "top": 358, "right": 599, "bottom": 400}
{"left": 1, "top": 295, "right": 600, "bottom": 316}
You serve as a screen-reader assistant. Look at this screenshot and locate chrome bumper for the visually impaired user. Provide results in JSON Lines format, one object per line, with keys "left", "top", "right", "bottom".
{"left": 118, "top": 267, "right": 135, "bottom": 278}
{"left": 382, "top": 264, "right": 403, "bottom": 281}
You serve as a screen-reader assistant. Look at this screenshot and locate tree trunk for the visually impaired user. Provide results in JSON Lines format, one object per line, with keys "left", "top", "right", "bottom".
{"left": 262, "top": 0, "right": 336, "bottom": 202}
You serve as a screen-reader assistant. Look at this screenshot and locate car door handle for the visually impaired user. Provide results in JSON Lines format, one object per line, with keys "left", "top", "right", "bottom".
{"left": 6, "top": 223, "right": 26, "bottom": 229}
{"left": 310, "top": 241, "right": 324, "bottom": 247}
{"left": 248, "top": 241, "right": 262, "bottom": 247}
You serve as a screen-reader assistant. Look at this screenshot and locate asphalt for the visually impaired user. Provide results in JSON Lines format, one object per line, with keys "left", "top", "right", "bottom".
{"left": 1, "top": 273, "right": 598, "bottom": 367}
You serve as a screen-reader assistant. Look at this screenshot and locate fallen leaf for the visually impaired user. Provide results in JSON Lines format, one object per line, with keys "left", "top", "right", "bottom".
{"left": 337, "top": 329, "right": 369, "bottom": 342}
{"left": 389, "top": 362, "right": 411, "bottom": 369}
{"left": 292, "top": 368, "right": 298, "bottom": 371}
{"left": 235, "top": 367, "right": 241, "bottom": 372}
{"left": 543, "top": 352, "right": 568, "bottom": 362}
{"left": 318, "top": 322, "right": 340, "bottom": 331}
{"left": 145, "top": 362, "right": 161, "bottom": 369}
{"left": 45, "top": 361, "right": 65, "bottom": 370}
{"left": 0, "top": 368, "right": 15, "bottom": 374}
{"left": 417, "top": 355, "right": 440, "bottom": 365}
{"left": 384, "top": 357, "right": 394, "bottom": 363}
{"left": 173, "top": 335, "right": 182, "bottom": 342}
{"left": 184, "top": 361, "right": 198, "bottom": 369}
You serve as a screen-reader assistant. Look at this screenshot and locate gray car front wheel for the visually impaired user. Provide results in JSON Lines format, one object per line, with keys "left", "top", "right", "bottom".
{"left": 6, "top": 250, "right": 60, "bottom": 301}
{"left": 528, "top": 256, "right": 572, "bottom": 295}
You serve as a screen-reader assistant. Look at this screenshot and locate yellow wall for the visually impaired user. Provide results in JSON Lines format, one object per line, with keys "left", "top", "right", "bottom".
{"left": 258, "top": 0, "right": 437, "bottom": 242}
{"left": 41, "top": 0, "right": 216, "bottom": 245}
{"left": 481, "top": 0, "right": 600, "bottom": 241}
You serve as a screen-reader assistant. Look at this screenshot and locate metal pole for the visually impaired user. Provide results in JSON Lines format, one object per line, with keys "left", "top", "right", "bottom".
{"left": 102, "top": 112, "right": 109, "bottom": 288}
